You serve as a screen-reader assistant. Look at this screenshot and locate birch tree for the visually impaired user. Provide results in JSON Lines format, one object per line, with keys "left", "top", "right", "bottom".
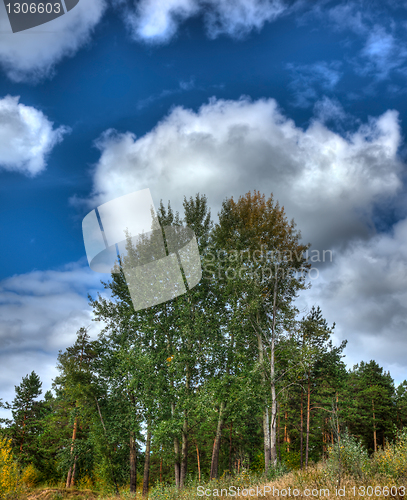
{"left": 212, "top": 191, "right": 309, "bottom": 472}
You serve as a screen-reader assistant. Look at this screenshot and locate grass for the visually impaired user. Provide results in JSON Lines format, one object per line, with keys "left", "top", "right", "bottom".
{"left": 11, "top": 466, "right": 407, "bottom": 500}
{"left": 10, "top": 430, "right": 407, "bottom": 500}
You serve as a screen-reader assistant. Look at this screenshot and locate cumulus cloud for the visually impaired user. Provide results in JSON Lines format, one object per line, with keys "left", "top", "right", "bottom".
{"left": 123, "top": 0, "right": 290, "bottom": 43}
{"left": 0, "top": 95, "right": 69, "bottom": 176}
{"left": 0, "top": 262, "right": 105, "bottom": 417}
{"left": 78, "top": 96, "right": 403, "bottom": 254}
{"left": 0, "top": 0, "right": 106, "bottom": 82}
{"left": 297, "top": 216, "right": 407, "bottom": 384}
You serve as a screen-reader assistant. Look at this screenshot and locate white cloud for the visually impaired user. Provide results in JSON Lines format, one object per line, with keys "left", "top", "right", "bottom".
{"left": 203, "top": 0, "right": 287, "bottom": 39}
{"left": 357, "top": 26, "right": 407, "bottom": 80}
{"left": 299, "top": 3, "right": 407, "bottom": 85}
{"left": 124, "top": 0, "right": 289, "bottom": 43}
{"left": 0, "top": 95, "right": 69, "bottom": 176}
{"left": 297, "top": 217, "right": 407, "bottom": 385}
{"left": 0, "top": 0, "right": 106, "bottom": 82}
{"left": 325, "top": 2, "right": 370, "bottom": 35}
{"left": 79, "top": 96, "right": 403, "bottom": 253}
{"left": 0, "top": 262, "right": 105, "bottom": 417}
{"left": 126, "top": 0, "right": 199, "bottom": 43}
{"left": 72, "top": 95, "right": 407, "bottom": 386}
{"left": 313, "top": 96, "right": 347, "bottom": 123}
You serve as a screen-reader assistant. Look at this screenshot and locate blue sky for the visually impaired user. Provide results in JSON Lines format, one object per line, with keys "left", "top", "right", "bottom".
{"left": 1, "top": 0, "right": 407, "bottom": 412}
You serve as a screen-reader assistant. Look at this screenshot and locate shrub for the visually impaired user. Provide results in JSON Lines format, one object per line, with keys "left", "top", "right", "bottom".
{"left": 372, "top": 428, "right": 407, "bottom": 480}
{"left": 21, "top": 463, "right": 41, "bottom": 488}
{"left": 326, "top": 431, "right": 370, "bottom": 480}
{"left": 0, "top": 437, "right": 23, "bottom": 497}
{"left": 265, "top": 461, "right": 290, "bottom": 481}
{"left": 77, "top": 474, "right": 94, "bottom": 490}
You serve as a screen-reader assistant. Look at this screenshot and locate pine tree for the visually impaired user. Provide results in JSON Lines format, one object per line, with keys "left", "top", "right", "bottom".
{"left": 9, "top": 371, "right": 42, "bottom": 466}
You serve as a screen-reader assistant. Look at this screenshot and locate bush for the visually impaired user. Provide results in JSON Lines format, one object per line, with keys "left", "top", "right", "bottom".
{"left": 372, "top": 428, "right": 407, "bottom": 480}
{"left": 0, "top": 437, "right": 23, "bottom": 497}
{"left": 265, "top": 461, "right": 290, "bottom": 481}
{"left": 21, "top": 463, "right": 41, "bottom": 488}
{"left": 150, "top": 467, "right": 259, "bottom": 500}
{"left": 77, "top": 474, "right": 94, "bottom": 490}
{"left": 326, "top": 431, "right": 370, "bottom": 480}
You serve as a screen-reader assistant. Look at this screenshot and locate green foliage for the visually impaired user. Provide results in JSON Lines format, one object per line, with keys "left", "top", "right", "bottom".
{"left": 265, "top": 461, "right": 290, "bottom": 480}
{"left": 150, "top": 468, "right": 260, "bottom": 500}
{"left": 0, "top": 437, "right": 23, "bottom": 498}
{"left": 0, "top": 191, "right": 405, "bottom": 494}
{"left": 327, "top": 431, "right": 371, "bottom": 480}
{"left": 325, "top": 428, "right": 407, "bottom": 484}
{"left": 21, "top": 463, "right": 41, "bottom": 488}
{"left": 280, "top": 448, "right": 301, "bottom": 471}
{"left": 372, "top": 427, "right": 407, "bottom": 479}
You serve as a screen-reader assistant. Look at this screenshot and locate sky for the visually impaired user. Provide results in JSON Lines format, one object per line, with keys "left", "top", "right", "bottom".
{"left": 1, "top": 0, "right": 407, "bottom": 416}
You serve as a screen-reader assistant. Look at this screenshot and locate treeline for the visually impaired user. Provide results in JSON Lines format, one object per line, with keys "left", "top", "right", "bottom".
{"left": 0, "top": 191, "right": 406, "bottom": 494}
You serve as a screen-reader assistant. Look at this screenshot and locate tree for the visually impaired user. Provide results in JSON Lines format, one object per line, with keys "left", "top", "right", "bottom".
{"left": 344, "top": 361, "right": 395, "bottom": 453}
{"left": 212, "top": 191, "right": 310, "bottom": 472}
{"left": 395, "top": 381, "right": 407, "bottom": 429}
{"left": 9, "top": 371, "right": 42, "bottom": 465}
{"left": 298, "top": 307, "right": 347, "bottom": 467}
{"left": 90, "top": 193, "right": 219, "bottom": 490}
{"left": 53, "top": 327, "right": 97, "bottom": 488}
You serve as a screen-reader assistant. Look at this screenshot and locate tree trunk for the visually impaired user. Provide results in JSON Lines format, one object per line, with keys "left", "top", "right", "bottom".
{"left": 142, "top": 422, "right": 152, "bottom": 496}
{"left": 270, "top": 370, "right": 277, "bottom": 466}
{"left": 336, "top": 393, "right": 340, "bottom": 442}
{"left": 210, "top": 401, "right": 225, "bottom": 479}
{"left": 277, "top": 405, "right": 281, "bottom": 462}
{"left": 71, "top": 457, "right": 77, "bottom": 487}
{"left": 195, "top": 442, "right": 201, "bottom": 482}
{"left": 300, "top": 389, "right": 304, "bottom": 469}
{"left": 67, "top": 344, "right": 85, "bottom": 489}
{"left": 372, "top": 399, "right": 377, "bottom": 453}
{"left": 180, "top": 414, "right": 188, "bottom": 488}
{"left": 229, "top": 422, "right": 233, "bottom": 473}
{"left": 263, "top": 407, "right": 271, "bottom": 472}
{"left": 66, "top": 468, "right": 72, "bottom": 489}
{"left": 269, "top": 266, "right": 279, "bottom": 467}
{"left": 95, "top": 397, "right": 120, "bottom": 496}
{"left": 66, "top": 416, "right": 78, "bottom": 488}
{"left": 306, "top": 375, "right": 311, "bottom": 469}
{"left": 130, "top": 432, "right": 137, "bottom": 495}
{"left": 256, "top": 325, "right": 271, "bottom": 474}
{"left": 174, "top": 435, "right": 181, "bottom": 488}
{"left": 171, "top": 401, "right": 181, "bottom": 488}
{"left": 180, "top": 324, "right": 191, "bottom": 490}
